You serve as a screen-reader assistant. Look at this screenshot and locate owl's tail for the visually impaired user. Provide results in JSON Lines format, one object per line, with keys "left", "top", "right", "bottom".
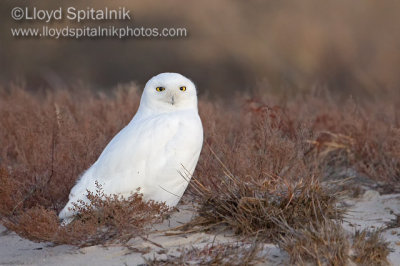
{"left": 58, "top": 166, "right": 95, "bottom": 225}
{"left": 58, "top": 200, "right": 77, "bottom": 226}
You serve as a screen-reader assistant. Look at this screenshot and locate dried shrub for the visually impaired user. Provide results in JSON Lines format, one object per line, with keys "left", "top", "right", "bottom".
{"left": 351, "top": 230, "right": 390, "bottom": 266}
{"left": 307, "top": 100, "right": 400, "bottom": 183}
{"left": 188, "top": 150, "right": 343, "bottom": 238}
{"left": 278, "top": 219, "right": 350, "bottom": 265}
{"left": 0, "top": 84, "right": 140, "bottom": 215}
{"left": 4, "top": 184, "right": 168, "bottom": 246}
{"left": 189, "top": 99, "right": 344, "bottom": 238}
{"left": 69, "top": 182, "right": 169, "bottom": 244}
{"left": 0, "top": 167, "right": 25, "bottom": 216}
{"left": 4, "top": 206, "right": 61, "bottom": 242}
{"left": 196, "top": 97, "right": 316, "bottom": 193}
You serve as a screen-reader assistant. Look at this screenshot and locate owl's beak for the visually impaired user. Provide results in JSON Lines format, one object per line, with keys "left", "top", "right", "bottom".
{"left": 170, "top": 95, "right": 175, "bottom": 105}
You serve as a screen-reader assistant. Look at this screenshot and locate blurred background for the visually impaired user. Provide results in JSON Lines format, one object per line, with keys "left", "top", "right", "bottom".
{"left": 1, "top": 0, "right": 400, "bottom": 99}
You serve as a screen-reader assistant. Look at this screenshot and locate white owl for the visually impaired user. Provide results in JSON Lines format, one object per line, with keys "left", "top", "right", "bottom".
{"left": 59, "top": 73, "right": 203, "bottom": 223}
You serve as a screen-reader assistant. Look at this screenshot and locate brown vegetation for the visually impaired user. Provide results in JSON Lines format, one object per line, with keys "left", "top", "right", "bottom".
{"left": 3, "top": 182, "right": 168, "bottom": 246}
{"left": 352, "top": 230, "right": 390, "bottom": 266}
{"left": 0, "top": 85, "right": 170, "bottom": 246}
{"left": 0, "top": 84, "right": 398, "bottom": 262}
{"left": 188, "top": 167, "right": 343, "bottom": 237}
{"left": 278, "top": 219, "right": 349, "bottom": 265}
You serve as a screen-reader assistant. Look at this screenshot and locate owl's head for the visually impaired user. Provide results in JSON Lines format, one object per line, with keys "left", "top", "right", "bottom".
{"left": 140, "top": 73, "right": 198, "bottom": 112}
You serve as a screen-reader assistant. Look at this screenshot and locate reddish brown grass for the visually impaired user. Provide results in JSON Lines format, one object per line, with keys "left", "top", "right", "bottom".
{"left": 0, "top": 84, "right": 398, "bottom": 253}
{"left": 0, "top": 84, "right": 140, "bottom": 217}
{"left": 0, "top": 85, "right": 172, "bottom": 245}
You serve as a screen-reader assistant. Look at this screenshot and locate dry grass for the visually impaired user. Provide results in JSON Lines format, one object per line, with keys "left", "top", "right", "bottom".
{"left": 351, "top": 230, "right": 391, "bottom": 266}
{"left": 0, "top": 85, "right": 170, "bottom": 245}
{"left": 0, "top": 84, "right": 140, "bottom": 217}
{"left": 308, "top": 105, "right": 400, "bottom": 182}
{"left": 278, "top": 219, "right": 349, "bottom": 265}
{"left": 188, "top": 165, "right": 343, "bottom": 238}
{"left": 0, "top": 83, "right": 398, "bottom": 265}
{"left": 278, "top": 224, "right": 391, "bottom": 265}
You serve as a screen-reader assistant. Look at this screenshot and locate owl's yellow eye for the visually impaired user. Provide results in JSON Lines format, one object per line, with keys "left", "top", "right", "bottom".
{"left": 156, "top": 87, "right": 165, "bottom": 92}
{"left": 180, "top": 86, "right": 186, "bottom": 91}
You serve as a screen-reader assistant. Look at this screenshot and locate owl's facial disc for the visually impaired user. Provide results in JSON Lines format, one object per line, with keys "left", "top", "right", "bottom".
{"left": 142, "top": 73, "right": 198, "bottom": 111}
{"left": 156, "top": 86, "right": 188, "bottom": 106}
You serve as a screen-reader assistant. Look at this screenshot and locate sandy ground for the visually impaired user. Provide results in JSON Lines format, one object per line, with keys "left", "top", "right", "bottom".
{"left": 1, "top": 191, "right": 400, "bottom": 265}
{"left": 342, "top": 190, "right": 400, "bottom": 264}
{"left": 0, "top": 205, "right": 285, "bottom": 265}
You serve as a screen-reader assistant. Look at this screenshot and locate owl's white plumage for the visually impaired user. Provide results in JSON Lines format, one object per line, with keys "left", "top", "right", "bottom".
{"left": 59, "top": 73, "right": 203, "bottom": 223}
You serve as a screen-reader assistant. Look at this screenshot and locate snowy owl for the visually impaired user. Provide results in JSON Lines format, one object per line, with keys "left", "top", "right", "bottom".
{"left": 59, "top": 73, "right": 203, "bottom": 223}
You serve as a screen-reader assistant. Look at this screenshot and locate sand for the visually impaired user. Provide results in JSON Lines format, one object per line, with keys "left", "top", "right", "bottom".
{"left": 342, "top": 190, "right": 400, "bottom": 264}
{"left": 1, "top": 191, "right": 400, "bottom": 265}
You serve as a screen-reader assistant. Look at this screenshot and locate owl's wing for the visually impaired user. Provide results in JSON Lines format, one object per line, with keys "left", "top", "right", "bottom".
{"left": 60, "top": 116, "right": 162, "bottom": 219}
{"left": 83, "top": 111, "right": 203, "bottom": 201}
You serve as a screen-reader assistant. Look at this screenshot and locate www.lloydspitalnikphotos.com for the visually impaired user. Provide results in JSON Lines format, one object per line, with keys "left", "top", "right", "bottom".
{"left": 12, "top": 7, "right": 132, "bottom": 23}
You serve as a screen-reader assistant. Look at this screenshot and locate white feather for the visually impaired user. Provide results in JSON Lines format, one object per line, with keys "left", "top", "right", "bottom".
{"left": 59, "top": 73, "right": 203, "bottom": 223}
